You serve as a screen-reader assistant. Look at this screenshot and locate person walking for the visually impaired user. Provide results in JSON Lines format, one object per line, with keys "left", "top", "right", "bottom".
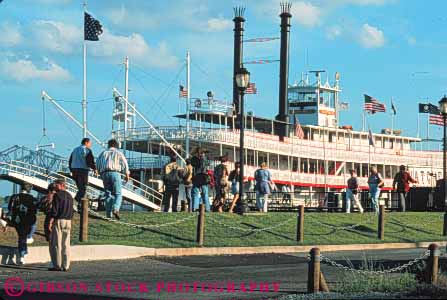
{"left": 228, "top": 162, "right": 241, "bottom": 213}
{"left": 69, "top": 138, "right": 97, "bottom": 204}
{"left": 48, "top": 179, "right": 74, "bottom": 272}
{"left": 191, "top": 147, "right": 210, "bottom": 212}
{"left": 41, "top": 183, "right": 57, "bottom": 242}
{"left": 183, "top": 159, "right": 193, "bottom": 212}
{"left": 254, "top": 162, "right": 273, "bottom": 213}
{"left": 213, "top": 156, "right": 229, "bottom": 212}
{"left": 368, "top": 166, "right": 384, "bottom": 213}
{"left": 346, "top": 169, "right": 364, "bottom": 213}
{"left": 393, "top": 165, "right": 417, "bottom": 212}
{"left": 96, "top": 139, "right": 130, "bottom": 220}
{"left": 7, "top": 183, "right": 38, "bottom": 265}
{"left": 162, "top": 157, "right": 181, "bottom": 212}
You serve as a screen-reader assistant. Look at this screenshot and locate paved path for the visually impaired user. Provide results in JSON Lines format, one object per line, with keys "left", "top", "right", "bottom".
{"left": 0, "top": 248, "right": 442, "bottom": 300}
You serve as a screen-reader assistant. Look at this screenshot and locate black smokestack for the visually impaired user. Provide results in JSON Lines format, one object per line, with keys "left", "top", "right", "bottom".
{"left": 276, "top": 2, "right": 292, "bottom": 138}
{"left": 233, "top": 6, "right": 245, "bottom": 115}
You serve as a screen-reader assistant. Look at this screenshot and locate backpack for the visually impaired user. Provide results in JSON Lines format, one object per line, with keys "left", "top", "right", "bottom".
{"left": 214, "top": 164, "right": 228, "bottom": 185}
{"left": 163, "top": 164, "right": 181, "bottom": 187}
{"left": 8, "top": 193, "right": 37, "bottom": 226}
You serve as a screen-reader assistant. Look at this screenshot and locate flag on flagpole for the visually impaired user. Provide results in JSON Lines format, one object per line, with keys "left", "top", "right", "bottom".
{"left": 368, "top": 129, "right": 375, "bottom": 147}
{"left": 364, "top": 94, "right": 386, "bottom": 114}
{"left": 419, "top": 103, "right": 440, "bottom": 114}
{"left": 179, "top": 85, "right": 188, "bottom": 98}
{"left": 338, "top": 102, "right": 349, "bottom": 111}
{"left": 84, "top": 12, "right": 103, "bottom": 41}
{"left": 391, "top": 99, "right": 397, "bottom": 115}
{"left": 429, "top": 114, "right": 445, "bottom": 126}
{"left": 294, "top": 115, "right": 304, "bottom": 139}
{"left": 245, "top": 82, "right": 257, "bottom": 94}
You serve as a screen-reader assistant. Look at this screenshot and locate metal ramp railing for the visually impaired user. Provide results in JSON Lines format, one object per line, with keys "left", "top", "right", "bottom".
{"left": 8, "top": 160, "right": 162, "bottom": 211}
{"left": 0, "top": 145, "right": 162, "bottom": 211}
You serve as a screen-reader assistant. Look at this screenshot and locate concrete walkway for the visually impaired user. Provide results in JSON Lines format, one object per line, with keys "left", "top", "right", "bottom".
{"left": 0, "top": 241, "right": 445, "bottom": 265}
{"left": 0, "top": 248, "right": 443, "bottom": 300}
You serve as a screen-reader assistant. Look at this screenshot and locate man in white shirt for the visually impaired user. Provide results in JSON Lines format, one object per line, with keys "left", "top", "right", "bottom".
{"left": 96, "top": 139, "right": 130, "bottom": 219}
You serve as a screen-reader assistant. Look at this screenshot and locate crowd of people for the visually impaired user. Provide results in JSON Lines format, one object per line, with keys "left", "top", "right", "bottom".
{"left": 1, "top": 138, "right": 129, "bottom": 267}
{"left": 1, "top": 138, "right": 418, "bottom": 266}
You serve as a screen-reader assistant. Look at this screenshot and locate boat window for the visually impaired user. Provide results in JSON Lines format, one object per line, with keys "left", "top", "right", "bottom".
{"left": 301, "top": 159, "right": 309, "bottom": 173}
{"left": 309, "top": 159, "right": 317, "bottom": 173}
{"left": 385, "top": 165, "right": 392, "bottom": 178}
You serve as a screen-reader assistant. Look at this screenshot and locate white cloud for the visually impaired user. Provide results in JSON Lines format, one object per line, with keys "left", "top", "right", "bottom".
{"left": 31, "top": 0, "right": 71, "bottom": 4}
{"left": 326, "top": 25, "right": 343, "bottom": 40}
{"left": 291, "top": 2, "right": 322, "bottom": 27}
{"left": 89, "top": 29, "right": 178, "bottom": 69}
{"left": 105, "top": 5, "right": 159, "bottom": 29}
{"left": 407, "top": 36, "right": 417, "bottom": 46}
{"left": 206, "top": 17, "right": 233, "bottom": 32}
{"left": 0, "top": 22, "right": 22, "bottom": 47}
{"left": 31, "top": 20, "right": 81, "bottom": 54}
{"left": 331, "top": 0, "right": 390, "bottom": 5}
{"left": 0, "top": 57, "right": 71, "bottom": 82}
{"left": 358, "top": 23, "right": 385, "bottom": 48}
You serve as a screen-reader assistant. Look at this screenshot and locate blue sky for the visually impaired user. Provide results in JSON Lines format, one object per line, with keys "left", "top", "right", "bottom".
{"left": 0, "top": 0, "right": 446, "bottom": 158}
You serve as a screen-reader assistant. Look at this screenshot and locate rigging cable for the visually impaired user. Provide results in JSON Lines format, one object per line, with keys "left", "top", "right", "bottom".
{"left": 191, "top": 61, "right": 232, "bottom": 99}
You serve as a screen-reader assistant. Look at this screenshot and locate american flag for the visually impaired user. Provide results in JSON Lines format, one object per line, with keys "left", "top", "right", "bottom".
{"left": 429, "top": 114, "right": 446, "bottom": 126}
{"left": 294, "top": 115, "right": 304, "bottom": 139}
{"left": 364, "top": 94, "right": 386, "bottom": 114}
{"left": 179, "top": 85, "right": 188, "bottom": 98}
{"left": 245, "top": 83, "right": 257, "bottom": 94}
{"left": 84, "top": 12, "right": 103, "bottom": 41}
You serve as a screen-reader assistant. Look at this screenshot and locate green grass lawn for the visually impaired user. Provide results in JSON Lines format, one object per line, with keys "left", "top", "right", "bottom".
{"left": 0, "top": 212, "right": 445, "bottom": 248}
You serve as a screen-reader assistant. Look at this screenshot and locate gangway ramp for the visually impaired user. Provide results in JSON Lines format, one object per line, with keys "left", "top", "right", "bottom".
{"left": 0, "top": 157, "right": 162, "bottom": 211}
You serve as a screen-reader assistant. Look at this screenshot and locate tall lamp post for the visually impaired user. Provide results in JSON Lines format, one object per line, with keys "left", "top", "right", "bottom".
{"left": 439, "top": 95, "right": 447, "bottom": 235}
{"left": 235, "top": 67, "right": 250, "bottom": 215}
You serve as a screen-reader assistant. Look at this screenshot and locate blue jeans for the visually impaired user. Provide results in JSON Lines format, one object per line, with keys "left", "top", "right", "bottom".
{"left": 27, "top": 222, "right": 37, "bottom": 239}
{"left": 192, "top": 185, "right": 210, "bottom": 212}
{"left": 369, "top": 184, "right": 380, "bottom": 213}
{"left": 101, "top": 172, "right": 123, "bottom": 217}
{"left": 185, "top": 186, "right": 192, "bottom": 212}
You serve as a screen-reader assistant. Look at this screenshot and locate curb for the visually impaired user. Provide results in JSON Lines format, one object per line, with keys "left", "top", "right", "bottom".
{"left": 1, "top": 241, "right": 445, "bottom": 265}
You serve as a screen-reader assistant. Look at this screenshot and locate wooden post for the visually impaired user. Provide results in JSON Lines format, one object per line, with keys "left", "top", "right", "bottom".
{"left": 181, "top": 200, "right": 187, "bottom": 212}
{"left": 426, "top": 243, "right": 439, "bottom": 284}
{"left": 196, "top": 203, "right": 205, "bottom": 246}
{"left": 297, "top": 205, "right": 304, "bottom": 243}
{"left": 79, "top": 198, "right": 89, "bottom": 242}
{"left": 307, "top": 248, "right": 321, "bottom": 293}
{"left": 378, "top": 204, "right": 385, "bottom": 240}
{"left": 443, "top": 212, "right": 447, "bottom": 236}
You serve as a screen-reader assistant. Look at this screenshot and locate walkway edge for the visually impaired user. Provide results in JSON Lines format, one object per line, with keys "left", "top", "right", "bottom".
{"left": 1, "top": 241, "right": 445, "bottom": 265}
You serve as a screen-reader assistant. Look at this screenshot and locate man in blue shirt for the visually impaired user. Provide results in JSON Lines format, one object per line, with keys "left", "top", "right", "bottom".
{"left": 69, "top": 138, "right": 97, "bottom": 204}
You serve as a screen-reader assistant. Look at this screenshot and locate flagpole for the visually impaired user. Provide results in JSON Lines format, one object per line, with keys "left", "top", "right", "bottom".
{"left": 185, "top": 51, "right": 191, "bottom": 158}
{"left": 391, "top": 97, "right": 394, "bottom": 134}
{"left": 82, "top": 2, "right": 87, "bottom": 138}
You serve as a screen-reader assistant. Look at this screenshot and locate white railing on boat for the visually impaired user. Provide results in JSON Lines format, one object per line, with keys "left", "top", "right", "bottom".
{"left": 112, "top": 126, "right": 443, "bottom": 168}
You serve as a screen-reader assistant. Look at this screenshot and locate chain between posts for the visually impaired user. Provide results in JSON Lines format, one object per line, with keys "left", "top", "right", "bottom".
{"left": 207, "top": 215, "right": 297, "bottom": 233}
{"left": 87, "top": 209, "right": 197, "bottom": 229}
{"left": 310, "top": 250, "right": 430, "bottom": 276}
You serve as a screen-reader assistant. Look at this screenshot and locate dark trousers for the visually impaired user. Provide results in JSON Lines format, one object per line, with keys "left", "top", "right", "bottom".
{"left": 15, "top": 224, "right": 31, "bottom": 257}
{"left": 72, "top": 169, "right": 89, "bottom": 202}
{"left": 163, "top": 189, "right": 179, "bottom": 212}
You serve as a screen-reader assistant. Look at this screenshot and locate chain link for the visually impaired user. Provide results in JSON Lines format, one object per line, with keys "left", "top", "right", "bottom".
{"left": 87, "top": 209, "right": 197, "bottom": 229}
{"left": 315, "top": 250, "right": 430, "bottom": 276}
{"left": 207, "top": 215, "right": 296, "bottom": 233}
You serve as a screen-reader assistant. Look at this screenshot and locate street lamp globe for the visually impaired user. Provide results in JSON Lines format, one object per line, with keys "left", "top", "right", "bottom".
{"left": 235, "top": 67, "right": 250, "bottom": 90}
{"left": 439, "top": 95, "right": 447, "bottom": 115}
